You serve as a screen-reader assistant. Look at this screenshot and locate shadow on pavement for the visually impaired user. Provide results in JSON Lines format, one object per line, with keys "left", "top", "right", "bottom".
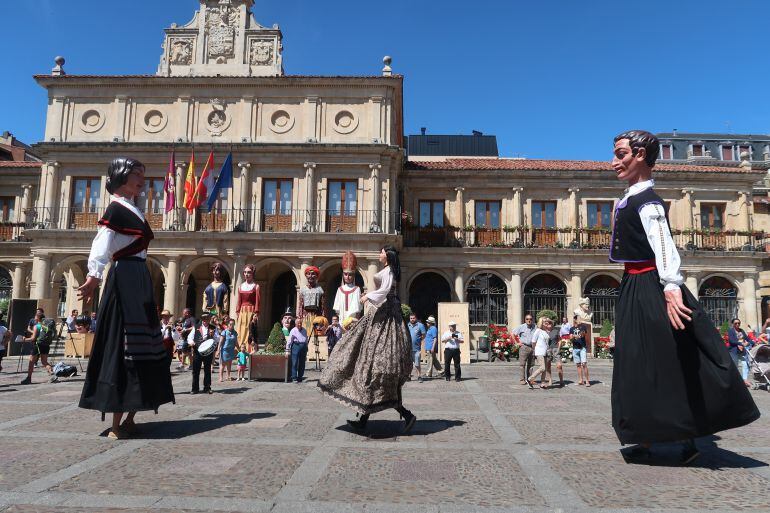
{"left": 175, "top": 387, "right": 250, "bottom": 395}
{"left": 337, "top": 418, "right": 466, "bottom": 439}
{"left": 623, "top": 437, "right": 769, "bottom": 469}
{"left": 100, "top": 411, "right": 276, "bottom": 440}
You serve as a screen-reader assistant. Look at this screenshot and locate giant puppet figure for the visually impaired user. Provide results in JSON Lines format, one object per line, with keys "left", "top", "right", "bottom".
{"left": 297, "top": 266, "right": 327, "bottom": 335}
{"left": 609, "top": 130, "right": 759, "bottom": 465}
{"left": 203, "top": 262, "right": 230, "bottom": 317}
{"left": 333, "top": 251, "right": 362, "bottom": 329}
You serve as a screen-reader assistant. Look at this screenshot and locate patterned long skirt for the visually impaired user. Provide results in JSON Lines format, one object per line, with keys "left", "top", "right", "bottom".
{"left": 318, "top": 294, "right": 411, "bottom": 415}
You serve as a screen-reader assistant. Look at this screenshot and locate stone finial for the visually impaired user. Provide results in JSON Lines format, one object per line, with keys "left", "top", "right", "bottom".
{"left": 382, "top": 55, "right": 392, "bottom": 76}
{"left": 739, "top": 150, "right": 752, "bottom": 169}
{"left": 52, "top": 56, "right": 66, "bottom": 76}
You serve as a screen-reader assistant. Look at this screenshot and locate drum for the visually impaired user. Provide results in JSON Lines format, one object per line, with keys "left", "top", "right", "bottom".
{"left": 197, "top": 338, "right": 217, "bottom": 357}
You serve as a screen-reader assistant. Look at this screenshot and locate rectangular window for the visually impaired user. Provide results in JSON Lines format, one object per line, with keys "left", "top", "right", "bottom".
{"left": 722, "top": 145, "right": 734, "bottom": 161}
{"left": 587, "top": 201, "right": 613, "bottom": 228}
{"left": 661, "top": 144, "right": 672, "bottom": 160}
{"left": 327, "top": 181, "right": 357, "bottom": 215}
{"left": 691, "top": 144, "right": 704, "bottom": 157}
{"left": 531, "top": 201, "right": 557, "bottom": 228}
{"left": 263, "top": 180, "right": 292, "bottom": 215}
{"left": 700, "top": 203, "right": 724, "bottom": 230}
{"left": 71, "top": 178, "right": 101, "bottom": 213}
{"left": 475, "top": 201, "right": 501, "bottom": 228}
{"left": 0, "top": 197, "right": 14, "bottom": 222}
{"left": 418, "top": 200, "right": 444, "bottom": 227}
{"left": 137, "top": 178, "right": 165, "bottom": 214}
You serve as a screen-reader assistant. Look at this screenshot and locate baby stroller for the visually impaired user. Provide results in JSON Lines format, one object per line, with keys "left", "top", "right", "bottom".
{"left": 747, "top": 344, "right": 770, "bottom": 392}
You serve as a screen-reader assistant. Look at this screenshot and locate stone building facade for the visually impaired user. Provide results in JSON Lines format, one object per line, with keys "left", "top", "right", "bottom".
{"left": 1, "top": 0, "right": 768, "bottom": 347}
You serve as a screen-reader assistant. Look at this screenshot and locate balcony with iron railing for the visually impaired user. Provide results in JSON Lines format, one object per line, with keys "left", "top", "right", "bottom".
{"left": 402, "top": 224, "right": 770, "bottom": 253}
{"left": 19, "top": 207, "right": 398, "bottom": 236}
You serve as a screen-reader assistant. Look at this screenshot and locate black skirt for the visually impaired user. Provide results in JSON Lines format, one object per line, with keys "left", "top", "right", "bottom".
{"left": 611, "top": 270, "right": 760, "bottom": 444}
{"left": 79, "top": 259, "right": 175, "bottom": 415}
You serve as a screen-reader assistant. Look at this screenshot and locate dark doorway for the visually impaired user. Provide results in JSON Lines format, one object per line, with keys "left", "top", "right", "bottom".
{"left": 271, "top": 271, "right": 298, "bottom": 326}
{"left": 409, "top": 272, "right": 451, "bottom": 322}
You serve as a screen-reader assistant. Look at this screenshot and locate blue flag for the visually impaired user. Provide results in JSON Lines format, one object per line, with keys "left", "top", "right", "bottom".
{"left": 206, "top": 152, "right": 234, "bottom": 212}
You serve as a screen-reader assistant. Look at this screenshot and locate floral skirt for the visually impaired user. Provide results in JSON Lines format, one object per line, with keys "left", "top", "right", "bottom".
{"left": 318, "top": 295, "right": 411, "bottom": 415}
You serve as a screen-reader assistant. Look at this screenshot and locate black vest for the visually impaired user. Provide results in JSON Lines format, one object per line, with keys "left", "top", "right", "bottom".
{"left": 98, "top": 201, "right": 154, "bottom": 260}
{"left": 609, "top": 188, "right": 667, "bottom": 263}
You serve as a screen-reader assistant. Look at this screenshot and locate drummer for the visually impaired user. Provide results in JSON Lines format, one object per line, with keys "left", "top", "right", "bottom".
{"left": 190, "top": 313, "right": 215, "bottom": 395}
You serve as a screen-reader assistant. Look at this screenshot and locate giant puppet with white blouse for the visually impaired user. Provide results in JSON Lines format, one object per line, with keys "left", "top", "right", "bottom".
{"left": 77, "top": 158, "right": 175, "bottom": 441}
{"left": 609, "top": 131, "right": 759, "bottom": 464}
{"left": 318, "top": 246, "right": 415, "bottom": 433}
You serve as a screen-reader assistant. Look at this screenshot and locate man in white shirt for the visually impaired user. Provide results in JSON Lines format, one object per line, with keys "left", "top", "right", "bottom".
{"left": 441, "top": 321, "right": 464, "bottom": 382}
{"left": 65, "top": 309, "right": 78, "bottom": 333}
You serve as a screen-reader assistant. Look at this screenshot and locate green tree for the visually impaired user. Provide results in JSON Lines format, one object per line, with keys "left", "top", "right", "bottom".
{"left": 599, "top": 318, "right": 613, "bottom": 337}
{"left": 265, "top": 322, "right": 285, "bottom": 354}
{"left": 536, "top": 309, "right": 557, "bottom": 322}
{"left": 401, "top": 303, "right": 412, "bottom": 323}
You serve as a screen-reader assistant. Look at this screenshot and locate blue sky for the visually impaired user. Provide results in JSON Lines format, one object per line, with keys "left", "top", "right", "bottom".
{"left": 2, "top": 0, "right": 769, "bottom": 160}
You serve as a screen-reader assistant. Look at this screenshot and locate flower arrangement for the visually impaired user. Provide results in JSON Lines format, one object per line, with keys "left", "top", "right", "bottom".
{"left": 594, "top": 336, "right": 612, "bottom": 359}
{"left": 487, "top": 323, "right": 519, "bottom": 362}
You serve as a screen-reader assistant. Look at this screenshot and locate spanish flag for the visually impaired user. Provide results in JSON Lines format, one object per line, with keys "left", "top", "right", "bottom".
{"left": 183, "top": 152, "right": 197, "bottom": 213}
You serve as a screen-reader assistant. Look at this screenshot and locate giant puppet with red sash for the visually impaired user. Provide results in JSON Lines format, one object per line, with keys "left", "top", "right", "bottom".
{"left": 334, "top": 251, "right": 362, "bottom": 331}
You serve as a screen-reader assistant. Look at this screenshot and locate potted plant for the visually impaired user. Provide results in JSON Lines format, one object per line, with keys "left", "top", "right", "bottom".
{"left": 250, "top": 321, "right": 290, "bottom": 381}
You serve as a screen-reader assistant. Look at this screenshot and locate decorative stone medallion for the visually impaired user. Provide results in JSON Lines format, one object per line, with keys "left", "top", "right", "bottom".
{"left": 269, "top": 109, "right": 295, "bottom": 134}
{"left": 205, "top": 100, "right": 231, "bottom": 135}
{"left": 169, "top": 39, "right": 193, "bottom": 65}
{"left": 79, "top": 109, "right": 105, "bottom": 133}
{"left": 333, "top": 110, "right": 359, "bottom": 134}
{"left": 249, "top": 39, "right": 274, "bottom": 65}
{"left": 142, "top": 109, "right": 168, "bottom": 134}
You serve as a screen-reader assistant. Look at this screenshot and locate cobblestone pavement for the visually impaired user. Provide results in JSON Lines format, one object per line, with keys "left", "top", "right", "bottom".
{"left": 1, "top": 358, "right": 769, "bottom": 513}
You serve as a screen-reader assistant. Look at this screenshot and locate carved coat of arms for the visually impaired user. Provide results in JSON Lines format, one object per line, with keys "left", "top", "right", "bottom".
{"left": 249, "top": 40, "right": 273, "bottom": 65}
{"left": 207, "top": 5, "right": 240, "bottom": 59}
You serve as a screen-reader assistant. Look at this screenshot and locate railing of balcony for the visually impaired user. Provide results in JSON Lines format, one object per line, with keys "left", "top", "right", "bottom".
{"left": 20, "top": 207, "right": 399, "bottom": 235}
{"left": 402, "top": 225, "right": 769, "bottom": 253}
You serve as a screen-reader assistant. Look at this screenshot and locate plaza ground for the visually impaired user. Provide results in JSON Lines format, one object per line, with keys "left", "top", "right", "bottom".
{"left": 1, "top": 358, "right": 770, "bottom": 513}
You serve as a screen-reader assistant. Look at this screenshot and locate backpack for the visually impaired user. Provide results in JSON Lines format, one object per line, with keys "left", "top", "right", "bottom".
{"left": 52, "top": 361, "right": 78, "bottom": 378}
{"left": 37, "top": 318, "right": 56, "bottom": 346}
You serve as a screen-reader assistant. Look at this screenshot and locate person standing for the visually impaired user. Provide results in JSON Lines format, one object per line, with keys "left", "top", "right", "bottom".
{"left": 65, "top": 309, "right": 79, "bottom": 333}
{"left": 77, "top": 157, "right": 174, "bottom": 439}
{"left": 609, "top": 130, "right": 759, "bottom": 465}
{"left": 19, "top": 313, "right": 54, "bottom": 384}
{"left": 218, "top": 319, "right": 238, "bottom": 382}
{"left": 0, "top": 320, "right": 8, "bottom": 372}
{"left": 286, "top": 318, "right": 308, "bottom": 383}
{"left": 442, "top": 321, "right": 464, "bottom": 382}
{"left": 190, "top": 314, "right": 214, "bottom": 394}
{"left": 423, "top": 316, "right": 442, "bottom": 378}
{"left": 236, "top": 344, "right": 249, "bottom": 381}
{"left": 318, "top": 246, "right": 415, "bottom": 433}
{"left": 89, "top": 312, "right": 98, "bottom": 333}
{"left": 407, "top": 313, "right": 426, "bottom": 382}
{"left": 545, "top": 318, "right": 564, "bottom": 387}
{"left": 325, "top": 315, "right": 343, "bottom": 356}
{"left": 514, "top": 315, "right": 537, "bottom": 385}
{"left": 570, "top": 315, "right": 590, "bottom": 386}
{"left": 727, "top": 318, "right": 752, "bottom": 387}
{"left": 527, "top": 317, "right": 553, "bottom": 389}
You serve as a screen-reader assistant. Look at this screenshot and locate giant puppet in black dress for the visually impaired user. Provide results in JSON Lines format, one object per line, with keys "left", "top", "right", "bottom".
{"left": 77, "top": 157, "right": 175, "bottom": 440}
{"left": 609, "top": 131, "right": 759, "bottom": 464}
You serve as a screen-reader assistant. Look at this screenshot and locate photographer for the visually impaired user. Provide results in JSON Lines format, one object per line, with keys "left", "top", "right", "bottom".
{"left": 441, "top": 321, "right": 464, "bottom": 382}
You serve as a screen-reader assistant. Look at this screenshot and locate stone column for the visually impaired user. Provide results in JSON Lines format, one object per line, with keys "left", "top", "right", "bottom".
{"left": 369, "top": 164, "right": 382, "bottom": 232}
{"left": 738, "top": 191, "right": 751, "bottom": 232}
{"left": 569, "top": 272, "right": 583, "bottom": 316}
{"left": 681, "top": 189, "right": 693, "bottom": 230}
{"left": 164, "top": 257, "right": 180, "bottom": 315}
{"left": 685, "top": 273, "right": 699, "bottom": 299}
{"left": 303, "top": 162, "right": 317, "bottom": 231}
{"left": 238, "top": 162, "right": 251, "bottom": 230}
{"left": 12, "top": 262, "right": 27, "bottom": 299}
{"left": 366, "top": 259, "right": 379, "bottom": 293}
{"left": 41, "top": 161, "right": 59, "bottom": 228}
{"left": 742, "top": 273, "right": 759, "bottom": 330}
{"left": 454, "top": 187, "right": 465, "bottom": 228}
{"left": 174, "top": 160, "right": 187, "bottom": 231}
{"left": 30, "top": 254, "right": 51, "bottom": 300}
{"left": 453, "top": 267, "right": 465, "bottom": 302}
{"left": 510, "top": 270, "right": 522, "bottom": 327}
{"left": 399, "top": 265, "right": 409, "bottom": 302}
{"left": 568, "top": 187, "right": 580, "bottom": 227}
{"left": 20, "top": 184, "right": 33, "bottom": 226}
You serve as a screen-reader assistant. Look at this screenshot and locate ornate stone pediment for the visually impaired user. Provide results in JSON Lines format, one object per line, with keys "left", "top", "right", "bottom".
{"left": 157, "top": 0, "right": 283, "bottom": 77}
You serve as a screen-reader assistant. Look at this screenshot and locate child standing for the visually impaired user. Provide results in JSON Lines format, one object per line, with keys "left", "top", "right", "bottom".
{"left": 218, "top": 319, "right": 237, "bottom": 382}
{"left": 236, "top": 344, "right": 249, "bottom": 381}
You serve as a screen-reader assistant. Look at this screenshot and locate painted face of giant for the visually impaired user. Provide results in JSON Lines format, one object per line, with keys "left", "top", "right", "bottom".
{"left": 212, "top": 265, "right": 222, "bottom": 281}
{"left": 282, "top": 315, "right": 292, "bottom": 328}
{"left": 243, "top": 267, "right": 254, "bottom": 283}
{"left": 612, "top": 138, "right": 648, "bottom": 184}
{"left": 306, "top": 270, "right": 318, "bottom": 287}
{"left": 342, "top": 270, "right": 355, "bottom": 285}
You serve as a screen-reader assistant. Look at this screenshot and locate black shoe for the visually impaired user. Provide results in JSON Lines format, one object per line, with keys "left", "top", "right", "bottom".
{"left": 621, "top": 445, "right": 651, "bottom": 462}
{"left": 346, "top": 419, "right": 367, "bottom": 431}
{"left": 190, "top": 390, "right": 199, "bottom": 395}
{"left": 203, "top": 388, "right": 212, "bottom": 394}
{"left": 445, "top": 377, "right": 451, "bottom": 381}
{"left": 454, "top": 378, "right": 461, "bottom": 382}
{"left": 20, "top": 377, "right": 32, "bottom": 385}
{"left": 680, "top": 446, "right": 700, "bottom": 466}
{"left": 401, "top": 410, "right": 416, "bottom": 433}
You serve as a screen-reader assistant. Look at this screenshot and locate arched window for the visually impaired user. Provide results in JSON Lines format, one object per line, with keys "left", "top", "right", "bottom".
{"left": 699, "top": 276, "right": 738, "bottom": 327}
{"left": 466, "top": 273, "right": 507, "bottom": 326}
{"left": 583, "top": 275, "right": 620, "bottom": 327}
{"left": 523, "top": 274, "right": 567, "bottom": 321}
{"left": 409, "top": 272, "right": 452, "bottom": 321}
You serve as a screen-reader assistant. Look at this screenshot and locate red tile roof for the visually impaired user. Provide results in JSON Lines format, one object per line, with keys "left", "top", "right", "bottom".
{"left": 0, "top": 161, "right": 42, "bottom": 168}
{"left": 405, "top": 158, "right": 749, "bottom": 173}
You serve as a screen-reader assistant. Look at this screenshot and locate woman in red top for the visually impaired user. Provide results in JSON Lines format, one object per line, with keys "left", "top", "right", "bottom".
{"left": 236, "top": 264, "right": 260, "bottom": 352}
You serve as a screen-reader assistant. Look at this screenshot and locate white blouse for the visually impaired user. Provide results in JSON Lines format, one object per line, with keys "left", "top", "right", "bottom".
{"left": 87, "top": 197, "right": 147, "bottom": 280}
{"left": 365, "top": 267, "right": 394, "bottom": 307}
{"left": 532, "top": 328, "right": 550, "bottom": 357}
{"left": 619, "top": 180, "right": 683, "bottom": 292}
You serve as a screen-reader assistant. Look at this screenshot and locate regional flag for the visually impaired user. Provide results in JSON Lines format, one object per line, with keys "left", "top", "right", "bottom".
{"left": 206, "top": 152, "right": 234, "bottom": 212}
{"left": 193, "top": 152, "right": 215, "bottom": 208}
{"left": 183, "top": 152, "right": 197, "bottom": 213}
{"left": 164, "top": 150, "right": 176, "bottom": 213}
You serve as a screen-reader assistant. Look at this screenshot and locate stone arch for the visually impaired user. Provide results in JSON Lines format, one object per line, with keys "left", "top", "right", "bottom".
{"left": 583, "top": 274, "right": 621, "bottom": 327}
{"left": 523, "top": 272, "right": 568, "bottom": 321}
{"left": 247, "top": 258, "right": 299, "bottom": 338}
{"left": 466, "top": 271, "right": 508, "bottom": 326}
{"left": 322, "top": 267, "right": 366, "bottom": 318}
{"left": 180, "top": 256, "right": 232, "bottom": 289}
{"left": 406, "top": 268, "right": 453, "bottom": 294}
{"left": 51, "top": 255, "right": 90, "bottom": 316}
{"left": 408, "top": 270, "right": 452, "bottom": 321}
{"left": 699, "top": 275, "right": 739, "bottom": 327}
{"left": 145, "top": 258, "right": 166, "bottom": 311}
